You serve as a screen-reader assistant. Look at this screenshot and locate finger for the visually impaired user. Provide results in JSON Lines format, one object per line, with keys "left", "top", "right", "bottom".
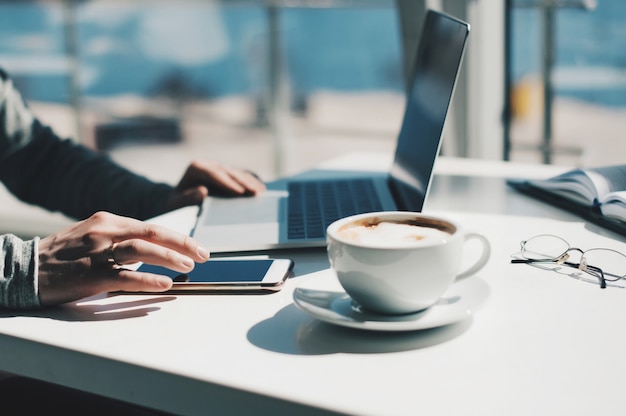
{"left": 211, "top": 167, "right": 265, "bottom": 196}
{"left": 229, "top": 169, "right": 266, "bottom": 195}
{"left": 38, "top": 268, "right": 169, "bottom": 306}
{"left": 102, "top": 215, "right": 210, "bottom": 262}
{"left": 111, "top": 239, "right": 197, "bottom": 272}
{"left": 178, "top": 160, "right": 222, "bottom": 187}
{"left": 109, "top": 269, "right": 173, "bottom": 293}
{"left": 209, "top": 166, "right": 248, "bottom": 194}
{"left": 180, "top": 161, "right": 265, "bottom": 196}
{"left": 39, "top": 266, "right": 174, "bottom": 306}
{"left": 184, "top": 161, "right": 245, "bottom": 193}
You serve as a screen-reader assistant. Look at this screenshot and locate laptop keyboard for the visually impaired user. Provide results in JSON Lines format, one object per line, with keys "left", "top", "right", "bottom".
{"left": 287, "top": 179, "right": 383, "bottom": 240}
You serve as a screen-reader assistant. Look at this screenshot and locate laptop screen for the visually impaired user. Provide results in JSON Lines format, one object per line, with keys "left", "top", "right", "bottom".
{"left": 390, "top": 10, "right": 470, "bottom": 211}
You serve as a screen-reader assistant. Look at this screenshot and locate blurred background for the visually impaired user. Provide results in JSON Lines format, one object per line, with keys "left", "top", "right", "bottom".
{"left": 0, "top": 0, "right": 625, "bottom": 234}
{"left": 1, "top": 0, "right": 406, "bottom": 184}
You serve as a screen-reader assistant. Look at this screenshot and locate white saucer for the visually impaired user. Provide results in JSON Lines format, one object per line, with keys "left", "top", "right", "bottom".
{"left": 293, "top": 278, "right": 489, "bottom": 332}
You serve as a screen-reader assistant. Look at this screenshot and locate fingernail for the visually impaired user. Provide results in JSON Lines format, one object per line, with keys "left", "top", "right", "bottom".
{"left": 197, "top": 245, "right": 210, "bottom": 260}
{"left": 157, "top": 276, "right": 172, "bottom": 289}
{"left": 180, "top": 256, "right": 194, "bottom": 269}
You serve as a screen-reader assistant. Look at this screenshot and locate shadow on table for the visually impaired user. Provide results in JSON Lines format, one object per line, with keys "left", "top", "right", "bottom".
{"left": 247, "top": 303, "right": 471, "bottom": 355}
{"left": 0, "top": 296, "right": 177, "bottom": 322}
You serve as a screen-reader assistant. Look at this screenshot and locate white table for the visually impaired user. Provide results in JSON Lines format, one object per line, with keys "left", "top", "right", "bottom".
{"left": 1, "top": 155, "right": 625, "bottom": 415}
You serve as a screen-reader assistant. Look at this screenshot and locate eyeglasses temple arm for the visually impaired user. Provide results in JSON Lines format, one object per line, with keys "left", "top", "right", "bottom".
{"left": 583, "top": 264, "right": 607, "bottom": 289}
{"left": 511, "top": 258, "right": 608, "bottom": 289}
{"left": 511, "top": 258, "right": 551, "bottom": 264}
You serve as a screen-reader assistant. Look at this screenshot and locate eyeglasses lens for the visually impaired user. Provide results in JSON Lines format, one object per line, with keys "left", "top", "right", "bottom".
{"left": 522, "top": 235, "right": 569, "bottom": 260}
{"left": 582, "top": 248, "right": 626, "bottom": 282}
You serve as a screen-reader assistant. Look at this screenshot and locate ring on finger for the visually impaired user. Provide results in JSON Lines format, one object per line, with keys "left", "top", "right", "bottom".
{"left": 106, "top": 243, "right": 122, "bottom": 267}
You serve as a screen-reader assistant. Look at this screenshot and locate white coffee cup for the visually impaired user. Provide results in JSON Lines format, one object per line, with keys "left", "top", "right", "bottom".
{"left": 326, "top": 211, "right": 491, "bottom": 315}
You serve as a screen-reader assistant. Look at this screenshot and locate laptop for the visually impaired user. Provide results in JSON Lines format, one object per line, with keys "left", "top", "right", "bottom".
{"left": 192, "top": 10, "right": 470, "bottom": 252}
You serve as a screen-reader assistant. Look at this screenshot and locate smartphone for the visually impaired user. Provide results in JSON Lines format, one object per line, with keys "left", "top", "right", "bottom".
{"left": 134, "top": 258, "right": 293, "bottom": 293}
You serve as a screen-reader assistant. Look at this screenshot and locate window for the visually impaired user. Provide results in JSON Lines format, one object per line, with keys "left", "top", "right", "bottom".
{"left": 507, "top": 0, "right": 626, "bottom": 167}
{"left": 0, "top": 0, "right": 403, "bottom": 183}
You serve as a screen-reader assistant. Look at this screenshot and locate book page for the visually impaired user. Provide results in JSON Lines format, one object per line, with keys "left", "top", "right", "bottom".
{"left": 527, "top": 169, "right": 598, "bottom": 205}
{"left": 599, "top": 191, "right": 626, "bottom": 222}
{"left": 584, "top": 170, "right": 612, "bottom": 202}
{"left": 590, "top": 165, "right": 626, "bottom": 194}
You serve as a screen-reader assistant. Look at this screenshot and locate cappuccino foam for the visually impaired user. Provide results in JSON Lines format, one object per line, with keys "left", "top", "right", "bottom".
{"left": 337, "top": 220, "right": 450, "bottom": 247}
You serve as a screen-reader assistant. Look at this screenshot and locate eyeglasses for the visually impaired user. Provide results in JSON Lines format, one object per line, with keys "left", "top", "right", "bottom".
{"left": 511, "top": 234, "right": 626, "bottom": 289}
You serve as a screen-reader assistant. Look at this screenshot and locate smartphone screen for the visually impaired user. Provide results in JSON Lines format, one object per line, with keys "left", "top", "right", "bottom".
{"left": 134, "top": 258, "right": 293, "bottom": 293}
{"left": 138, "top": 259, "right": 275, "bottom": 282}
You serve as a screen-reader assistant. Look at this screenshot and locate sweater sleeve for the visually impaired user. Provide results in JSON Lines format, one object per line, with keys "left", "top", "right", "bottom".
{"left": 0, "top": 235, "right": 40, "bottom": 309}
{"left": 0, "top": 68, "right": 175, "bottom": 221}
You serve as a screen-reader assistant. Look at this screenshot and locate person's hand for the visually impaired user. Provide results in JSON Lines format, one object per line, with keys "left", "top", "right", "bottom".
{"left": 164, "top": 160, "right": 266, "bottom": 212}
{"left": 37, "top": 211, "right": 211, "bottom": 306}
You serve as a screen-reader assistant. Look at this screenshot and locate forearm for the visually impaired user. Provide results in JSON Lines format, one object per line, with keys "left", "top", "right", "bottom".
{"left": 0, "top": 69, "right": 174, "bottom": 220}
{"left": 0, "top": 234, "right": 40, "bottom": 309}
{"left": 0, "top": 122, "right": 174, "bottom": 220}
